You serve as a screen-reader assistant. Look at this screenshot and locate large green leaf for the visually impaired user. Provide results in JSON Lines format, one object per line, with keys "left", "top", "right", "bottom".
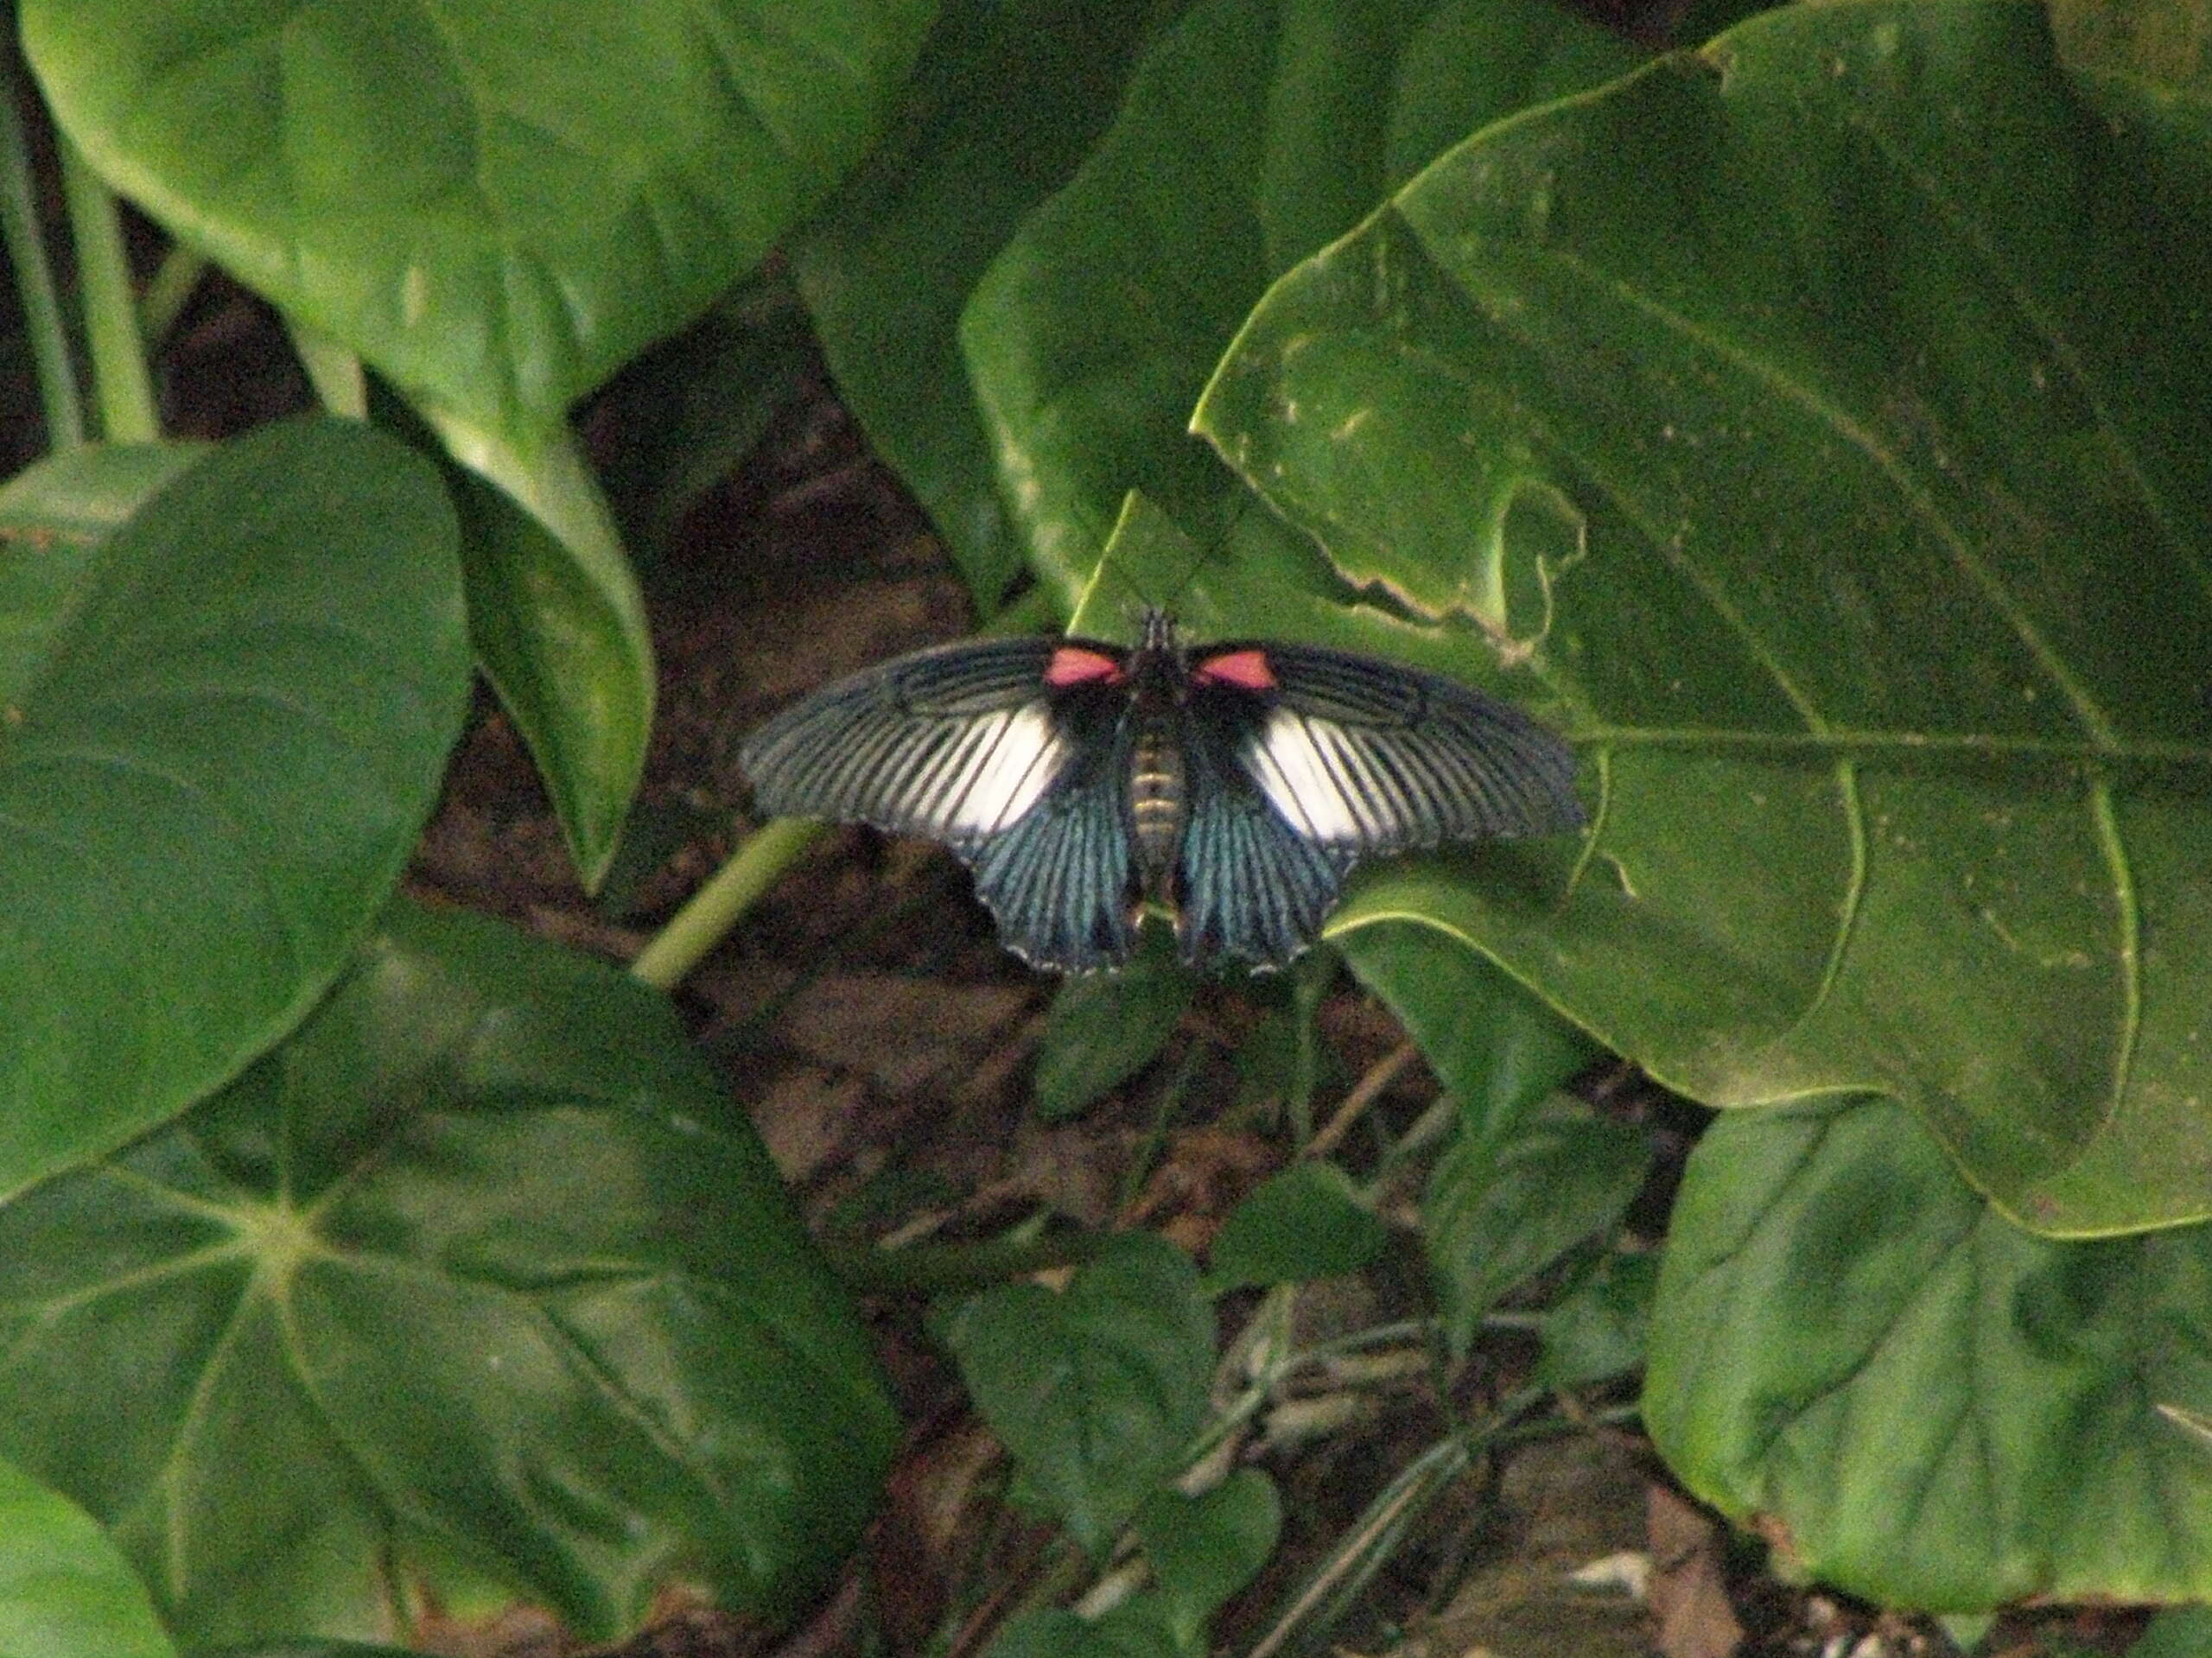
{"left": 0, "top": 900, "right": 899, "bottom": 1648}
{"left": 1344, "top": 919, "right": 1597, "bottom": 1140}
{"left": 0, "top": 1456, "right": 173, "bottom": 1658}
{"left": 0, "top": 420, "right": 468, "bottom": 1201}
{"left": 1646, "top": 1094, "right": 2212, "bottom": 1609}
{"left": 22, "top": 0, "right": 938, "bottom": 441}
{"left": 790, "top": 0, "right": 1172, "bottom": 602}
{"left": 961, "top": 0, "right": 1643, "bottom": 603}
{"left": 1197, "top": 0, "right": 2212, "bottom": 1235}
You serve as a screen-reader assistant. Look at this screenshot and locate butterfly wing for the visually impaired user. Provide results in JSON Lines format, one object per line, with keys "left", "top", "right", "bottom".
{"left": 1173, "top": 640, "right": 1582, "bottom": 968}
{"left": 741, "top": 635, "right": 1141, "bottom": 970}
{"left": 1209, "top": 640, "right": 1584, "bottom": 854}
{"left": 1177, "top": 703, "right": 1352, "bottom": 967}
{"left": 741, "top": 636, "right": 1081, "bottom": 842}
{"left": 962, "top": 690, "right": 1140, "bottom": 970}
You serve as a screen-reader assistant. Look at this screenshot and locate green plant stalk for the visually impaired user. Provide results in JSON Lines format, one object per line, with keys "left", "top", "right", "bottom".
{"left": 0, "top": 50, "right": 84, "bottom": 449}
{"left": 57, "top": 133, "right": 156, "bottom": 442}
{"left": 1285, "top": 950, "right": 1332, "bottom": 1147}
{"left": 629, "top": 816, "right": 827, "bottom": 989}
{"left": 137, "top": 244, "right": 206, "bottom": 343}
{"left": 1116, "top": 1042, "right": 1206, "bottom": 1215}
{"left": 288, "top": 320, "right": 366, "bottom": 418}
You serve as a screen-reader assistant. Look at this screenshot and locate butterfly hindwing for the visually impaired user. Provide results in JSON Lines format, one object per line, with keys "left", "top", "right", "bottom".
{"left": 1177, "top": 686, "right": 1352, "bottom": 966}
{"left": 960, "top": 689, "right": 1139, "bottom": 971}
{"left": 741, "top": 636, "right": 1077, "bottom": 842}
{"left": 1209, "top": 639, "right": 1585, "bottom": 854}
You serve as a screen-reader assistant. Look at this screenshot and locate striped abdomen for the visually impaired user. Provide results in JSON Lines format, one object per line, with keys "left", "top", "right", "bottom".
{"left": 1129, "top": 716, "right": 1185, "bottom": 897}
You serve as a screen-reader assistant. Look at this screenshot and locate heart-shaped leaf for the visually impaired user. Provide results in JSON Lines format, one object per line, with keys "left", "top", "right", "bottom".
{"left": 0, "top": 420, "right": 467, "bottom": 1201}
{"left": 1135, "top": 1471, "right": 1282, "bottom": 1649}
{"left": 0, "top": 900, "right": 899, "bottom": 1648}
{"left": 1034, "top": 940, "right": 1195, "bottom": 1121}
{"left": 22, "top": 0, "right": 938, "bottom": 441}
{"left": 1534, "top": 1248, "right": 1655, "bottom": 1391}
{"left": 1197, "top": 0, "right": 2212, "bottom": 1234}
{"left": 1207, "top": 1162, "right": 1387, "bottom": 1291}
{"left": 1647, "top": 1094, "right": 2212, "bottom": 1608}
{"left": 941, "top": 1235, "right": 1213, "bottom": 1558}
{"left": 1423, "top": 1102, "right": 1650, "bottom": 1356}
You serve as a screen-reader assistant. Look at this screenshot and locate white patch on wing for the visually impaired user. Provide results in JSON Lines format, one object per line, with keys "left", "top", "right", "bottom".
{"left": 938, "top": 702, "right": 1066, "bottom": 834}
{"left": 1248, "top": 708, "right": 1370, "bottom": 842}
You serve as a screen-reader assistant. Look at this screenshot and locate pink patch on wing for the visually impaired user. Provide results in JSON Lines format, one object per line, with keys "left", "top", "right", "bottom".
{"left": 1193, "top": 648, "right": 1277, "bottom": 690}
{"left": 1045, "top": 645, "right": 1127, "bottom": 688}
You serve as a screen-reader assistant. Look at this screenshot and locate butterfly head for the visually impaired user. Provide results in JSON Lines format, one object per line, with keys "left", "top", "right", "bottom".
{"left": 1128, "top": 607, "right": 1192, "bottom": 703}
{"left": 1138, "top": 607, "right": 1180, "bottom": 657}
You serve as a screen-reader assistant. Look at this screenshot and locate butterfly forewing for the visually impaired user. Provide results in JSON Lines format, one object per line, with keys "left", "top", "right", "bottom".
{"left": 1214, "top": 640, "right": 1585, "bottom": 854}
{"left": 741, "top": 636, "right": 1075, "bottom": 842}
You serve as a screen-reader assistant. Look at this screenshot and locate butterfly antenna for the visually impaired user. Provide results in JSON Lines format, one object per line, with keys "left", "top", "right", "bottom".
{"left": 1160, "top": 488, "right": 1271, "bottom": 619}
{"left": 1097, "top": 558, "right": 1154, "bottom": 632}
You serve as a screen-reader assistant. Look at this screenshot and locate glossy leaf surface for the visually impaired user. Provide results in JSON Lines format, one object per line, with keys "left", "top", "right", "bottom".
{"left": 1647, "top": 1095, "right": 2212, "bottom": 1608}
{"left": 23, "top": 0, "right": 938, "bottom": 441}
{"left": 791, "top": 0, "right": 1169, "bottom": 601}
{"left": 0, "top": 421, "right": 467, "bottom": 1200}
{"left": 962, "top": 0, "right": 1643, "bottom": 602}
{"left": 1199, "top": 0, "right": 2212, "bottom": 1234}
{"left": 942, "top": 1236, "right": 1213, "bottom": 1559}
{"left": 0, "top": 902, "right": 899, "bottom": 1647}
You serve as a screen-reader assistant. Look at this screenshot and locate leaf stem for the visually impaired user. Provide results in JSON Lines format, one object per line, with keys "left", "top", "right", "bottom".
{"left": 58, "top": 133, "right": 156, "bottom": 442}
{"left": 818, "top": 1226, "right": 1132, "bottom": 1297}
{"left": 629, "top": 816, "right": 825, "bottom": 989}
{"left": 137, "top": 244, "right": 206, "bottom": 343}
{"left": 288, "top": 321, "right": 367, "bottom": 419}
{"left": 0, "top": 49, "right": 83, "bottom": 449}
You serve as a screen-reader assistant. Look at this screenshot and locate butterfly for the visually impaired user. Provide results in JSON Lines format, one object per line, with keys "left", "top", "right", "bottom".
{"left": 741, "top": 610, "right": 1584, "bottom": 972}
